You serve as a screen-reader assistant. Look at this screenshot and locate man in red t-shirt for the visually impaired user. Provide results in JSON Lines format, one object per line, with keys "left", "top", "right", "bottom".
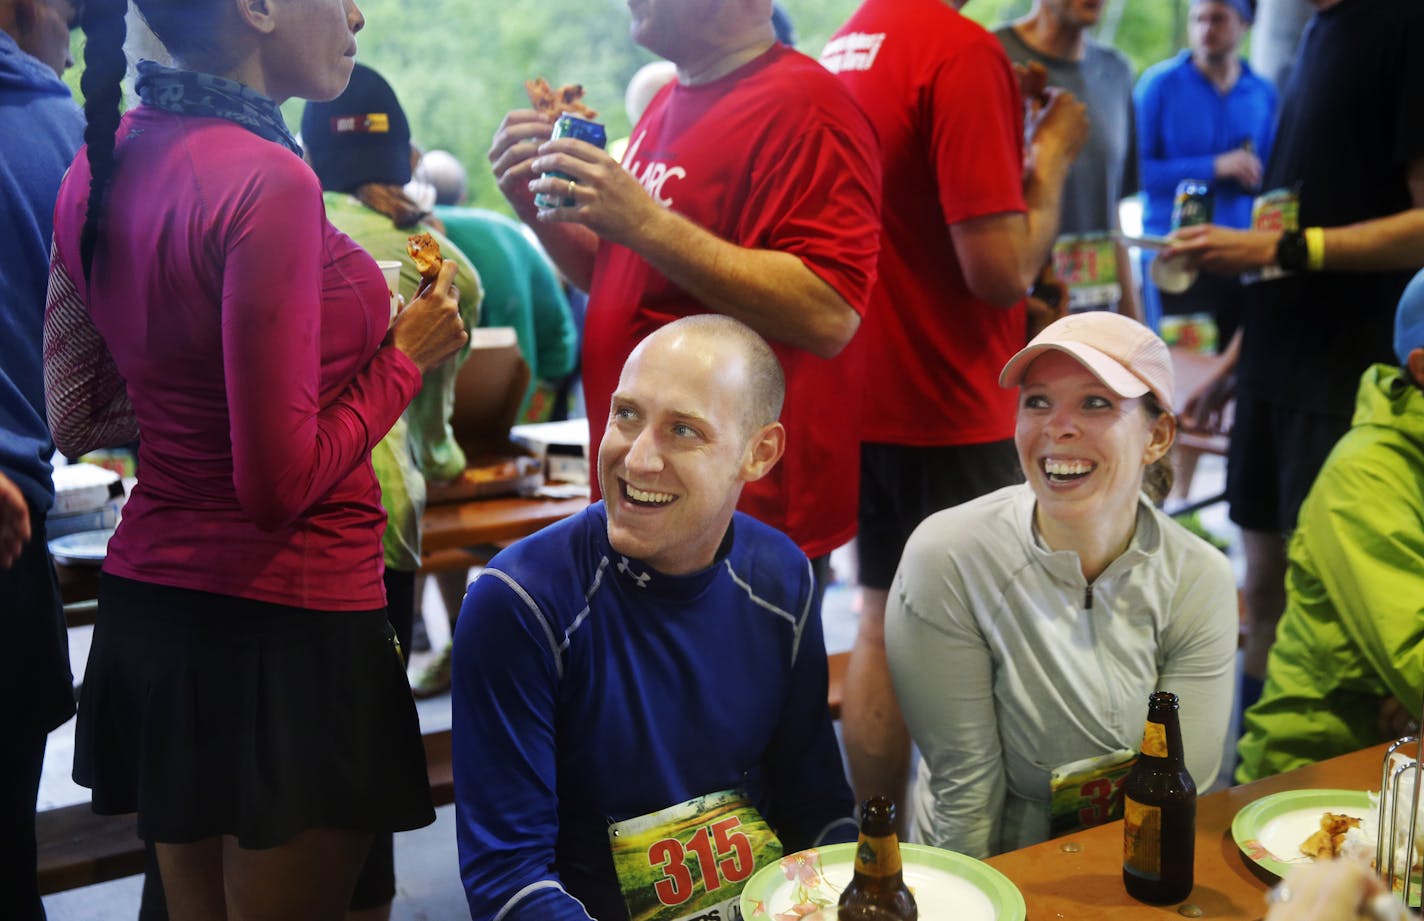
{"left": 822, "top": 0, "right": 1087, "bottom": 817}
{"left": 489, "top": 0, "right": 881, "bottom": 579}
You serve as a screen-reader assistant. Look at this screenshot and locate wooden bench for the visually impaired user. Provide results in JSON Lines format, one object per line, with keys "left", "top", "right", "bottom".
{"left": 37, "top": 728, "right": 459, "bottom": 896}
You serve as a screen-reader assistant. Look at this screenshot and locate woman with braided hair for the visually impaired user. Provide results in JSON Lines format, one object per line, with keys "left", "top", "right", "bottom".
{"left": 42, "top": 1, "right": 467, "bottom": 917}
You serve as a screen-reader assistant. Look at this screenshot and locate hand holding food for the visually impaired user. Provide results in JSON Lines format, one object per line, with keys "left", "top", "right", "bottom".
{"left": 1028, "top": 87, "right": 1090, "bottom": 168}
{"left": 524, "top": 77, "right": 598, "bottom": 120}
{"left": 389, "top": 255, "right": 466, "bottom": 373}
{"left": 1014, "top": 60, "right": 1049, "bottom": 109}
{"left": 489, "top": 110, "right": 559, "bottom": 216}
{"left": 1266, "top": 860, "right": 1405, "bottom": 921}
{"left": 406, "top": 232, "right": 444, "bottom": 288}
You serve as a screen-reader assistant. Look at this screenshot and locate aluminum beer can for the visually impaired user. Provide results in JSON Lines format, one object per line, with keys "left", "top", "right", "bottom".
{"left": 1171, "top": 179, "right": 1212, "bottom": 230}
{"left": 535, "top": 114, "right": 607, "bottom": 209}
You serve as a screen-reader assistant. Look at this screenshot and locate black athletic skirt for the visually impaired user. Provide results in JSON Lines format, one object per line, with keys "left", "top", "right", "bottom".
{"left": 74, "top": 573, "right": 435, "bottom": 848}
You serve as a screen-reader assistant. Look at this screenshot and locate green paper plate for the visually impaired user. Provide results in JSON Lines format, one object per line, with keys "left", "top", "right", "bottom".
{"left": 739, "top": 842, "right": 1025, "bottom": 921}
{"left": 1230, "top": 788, "right": 1372, "bottom": 877}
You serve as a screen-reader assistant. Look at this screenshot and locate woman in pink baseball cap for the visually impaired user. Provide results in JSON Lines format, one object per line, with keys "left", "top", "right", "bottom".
{"left": 885, "top": 312, "right": 1238, "bottom": 858}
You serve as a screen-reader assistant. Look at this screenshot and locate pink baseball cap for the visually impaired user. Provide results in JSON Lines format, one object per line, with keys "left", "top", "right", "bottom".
{"left": 999, "top": 312, "right": 1176, "bottom": 410}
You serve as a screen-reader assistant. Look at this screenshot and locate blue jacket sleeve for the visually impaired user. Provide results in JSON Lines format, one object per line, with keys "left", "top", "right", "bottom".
{"left": 1134, "top": 69, "right": 1217, "bottom": 201}
{"left": 757, "top": 560, "right": 857, "bottom": 850}
{"left": 452, "top": 569, "right": 594, "bottom": 921}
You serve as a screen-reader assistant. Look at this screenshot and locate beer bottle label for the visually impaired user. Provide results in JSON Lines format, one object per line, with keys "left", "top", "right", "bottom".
{"left": 853, "top": 834, "right": 904, "bottom": 877}
{"left": 1139, "top": 721, "right": 1168, "bottom": 759}
{"left": 1123, "top": 796, "right": 1162, "bottom": 880}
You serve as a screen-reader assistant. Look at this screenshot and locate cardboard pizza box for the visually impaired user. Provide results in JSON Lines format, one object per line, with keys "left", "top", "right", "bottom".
{"left": 510, "top": 418, "right": 590, "bottom": 486}
{"left": 426, "top": 327, "right": 542, "bottom": 503}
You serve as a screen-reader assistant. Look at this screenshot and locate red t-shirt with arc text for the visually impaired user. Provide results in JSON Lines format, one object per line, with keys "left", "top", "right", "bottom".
{"left": 581, "top": 44, "right": 882, "bottom": 559}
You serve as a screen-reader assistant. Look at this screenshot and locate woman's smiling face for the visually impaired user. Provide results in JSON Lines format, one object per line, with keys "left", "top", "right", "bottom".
{"left": 1015, "top": 351, "right": 1171, "bottom": 532}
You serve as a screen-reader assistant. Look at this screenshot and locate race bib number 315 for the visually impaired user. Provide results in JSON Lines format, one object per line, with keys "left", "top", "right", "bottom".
{"left": 610, "top": 789, "right": 784, "bottom": 921}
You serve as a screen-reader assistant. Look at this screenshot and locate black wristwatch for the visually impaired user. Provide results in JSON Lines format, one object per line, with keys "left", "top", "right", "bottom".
{"left": 1275, "top": 229, "right": 1309, "bottom": 272}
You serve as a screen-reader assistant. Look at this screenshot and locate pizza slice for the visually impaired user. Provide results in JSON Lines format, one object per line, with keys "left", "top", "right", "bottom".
{"left": 406, "top": 232, "right": 443, "bottom": 286}
{"left": 1299, "top": 812, "right": 1362, "bottom": 859}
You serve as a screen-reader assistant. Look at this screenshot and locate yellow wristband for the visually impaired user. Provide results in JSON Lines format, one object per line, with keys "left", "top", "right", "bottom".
{"left": 1304, "top": 227, "right": 1326, "bottom": 272}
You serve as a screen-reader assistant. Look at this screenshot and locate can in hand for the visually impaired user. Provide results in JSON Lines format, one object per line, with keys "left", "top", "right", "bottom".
{"left": 534, "top": 114, "right": 607, "bottom": 210}
{"left": 1171, "top": 179, "right": 1212, "bottom": 231}
{"left": 1154, "top": 179, "right": 1213, "bottom": 295}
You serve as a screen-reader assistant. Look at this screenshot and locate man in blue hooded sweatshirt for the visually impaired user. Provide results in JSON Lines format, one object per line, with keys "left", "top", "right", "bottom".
{"left": 0, "top": 0, "right": 83, "bottom": 915}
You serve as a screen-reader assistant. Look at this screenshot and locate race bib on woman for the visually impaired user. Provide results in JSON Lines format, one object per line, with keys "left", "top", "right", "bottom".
{"left": 609, "top": 789, "right": 784, "bottom": 921}
{"left": 1049, "top": 748, "right": 1138, "bottom": 837}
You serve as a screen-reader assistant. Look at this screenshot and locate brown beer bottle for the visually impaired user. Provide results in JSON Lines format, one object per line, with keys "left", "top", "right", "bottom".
{"left": 839, "top": 797, "right": 917, "bottom": 921}
{"left": 1122, "top": 691, "right": 1196, "bottom": 904}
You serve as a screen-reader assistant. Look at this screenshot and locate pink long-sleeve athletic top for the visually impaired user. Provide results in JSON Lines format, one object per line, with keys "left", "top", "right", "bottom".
{"left": 50, "top": 108, "right": 421, "bottom": 611}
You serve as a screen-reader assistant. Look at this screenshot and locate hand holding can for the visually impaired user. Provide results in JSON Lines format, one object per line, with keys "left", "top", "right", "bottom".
{"left": 1153, "top": 179, "right": 1213, "bottom": 294}
{"left": 534, "top": 114, "right": 607, "bottom": 209}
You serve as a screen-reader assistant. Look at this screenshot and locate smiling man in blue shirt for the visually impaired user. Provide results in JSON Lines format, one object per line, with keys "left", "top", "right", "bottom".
{"left": 451, "top": 315, "right": 855, "bottom": 921}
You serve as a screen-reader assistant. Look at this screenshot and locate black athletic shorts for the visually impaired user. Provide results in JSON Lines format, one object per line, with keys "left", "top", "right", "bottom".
{"left": 857, "top": 440, "right": 1021, "bottom": 589}
{"left": 1226, "top": 395, "right": 1351, "bottom": 533}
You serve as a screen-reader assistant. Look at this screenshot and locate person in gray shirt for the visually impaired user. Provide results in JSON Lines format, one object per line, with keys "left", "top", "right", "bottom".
{"left": 998, "top": 0, "right": 1142, "bottom": 321}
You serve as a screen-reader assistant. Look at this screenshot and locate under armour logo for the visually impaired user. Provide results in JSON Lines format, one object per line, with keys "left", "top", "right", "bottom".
{"left": 618, "top": 557, "right": 651, "bottom": 588}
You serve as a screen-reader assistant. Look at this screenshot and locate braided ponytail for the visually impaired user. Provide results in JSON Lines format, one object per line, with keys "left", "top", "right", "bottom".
{"left": 78, "top": 0, "right": 128, "bottom": 281}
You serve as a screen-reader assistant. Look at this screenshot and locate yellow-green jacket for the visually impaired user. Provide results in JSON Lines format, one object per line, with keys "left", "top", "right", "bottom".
{"left": 1238, "top": 364, "right": 1424, "bottom": 781}
{"left": 324, "top": 193, "right": 483, "bottom": 571}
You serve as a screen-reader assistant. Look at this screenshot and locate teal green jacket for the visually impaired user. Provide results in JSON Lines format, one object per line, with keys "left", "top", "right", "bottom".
{"left": 1237, "top": 365, "right": 1424, "bottom": 781}
{"left": 434, "top": 206, "right": 576, "bottom": 419}
{"left": 323, "top": 193, "right": 483, "bottom": 571}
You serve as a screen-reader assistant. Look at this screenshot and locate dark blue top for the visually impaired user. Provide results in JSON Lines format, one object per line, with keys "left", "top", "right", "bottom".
{"left": 1242, "top": 0, "right": 1424, "bottom": 413}
{"left": 0, "top": 31, "right": 83, "bottom": 511}
{"left": 452, "top": 503, "right": 855, "bottom": 921}
{"left": 1134, "top": 50, "right": 1277, "bottom": 236}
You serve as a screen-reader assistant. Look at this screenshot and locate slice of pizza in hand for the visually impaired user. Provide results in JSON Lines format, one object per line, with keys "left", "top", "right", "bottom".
{"left": 525, "top": 76, "right": 598, "bottom": 120}
{"left": 406, "top": 232, "right": 443, "bottom": 287}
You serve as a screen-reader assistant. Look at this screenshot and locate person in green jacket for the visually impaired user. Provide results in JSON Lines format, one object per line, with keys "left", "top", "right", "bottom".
{"left": 417, "top": 148, "right": 578, "bottom": 421}
{"left": 410, "top": 149, "right": 579, "bottom": 698}
{"left": 1237, "top": 268, "right": 1424, "bottom": 782}
{"left": 302, "top": 64, "right": 482, "bottom": 920}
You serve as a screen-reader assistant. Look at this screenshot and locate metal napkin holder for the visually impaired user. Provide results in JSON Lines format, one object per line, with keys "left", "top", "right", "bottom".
{"left": 1378, "top": 732, "right": 1423, "bottom": 905}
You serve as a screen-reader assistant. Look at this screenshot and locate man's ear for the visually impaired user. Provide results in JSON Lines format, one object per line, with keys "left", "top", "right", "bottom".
{"left": 740, "top": 421, "right": 786, "bottom": 484}
{"left": 1408, "top": 348, "right": 1424, "bottom": 391}
{"left": 233, "top": 0, "right": 276, "bottom": 34}
{"left": 12, "top": 0, "right": 40, "bottom": 35}
{"left": 1143, "top": 410, "right": 1177, "bottom": 466}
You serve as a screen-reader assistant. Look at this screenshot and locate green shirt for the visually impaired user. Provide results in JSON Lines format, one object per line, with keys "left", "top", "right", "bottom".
{"left": 323, "top": 192, "right": 483, "bottom": 570}
{"left": 1238, "top": 365, "right": 1424, "bottom": 781}
{"left": 434, "top": 206, "right": 577, "bottom": 418}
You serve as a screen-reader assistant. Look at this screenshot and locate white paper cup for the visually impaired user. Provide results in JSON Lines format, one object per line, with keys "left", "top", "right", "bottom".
{"left": 375, "top": 260, "right": 402, "bottom": 320}
{"left": 1150, "top": 252, "right": 1198, "bottom": 295}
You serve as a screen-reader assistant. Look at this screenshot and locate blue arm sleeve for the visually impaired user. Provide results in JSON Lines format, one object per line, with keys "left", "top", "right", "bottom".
{"left": 757, "top": 561, "right": 857, "bottom": 850}
{"left": 1134, "top": 75, "right": 1217, "bottom": 200}
{"left": 452, "top": 570, "right": 594, "bottom": 921}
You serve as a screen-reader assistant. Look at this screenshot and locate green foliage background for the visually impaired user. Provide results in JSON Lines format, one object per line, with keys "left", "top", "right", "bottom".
{"left": 65, "top": 0, "right": 1197, "bottom": 215}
